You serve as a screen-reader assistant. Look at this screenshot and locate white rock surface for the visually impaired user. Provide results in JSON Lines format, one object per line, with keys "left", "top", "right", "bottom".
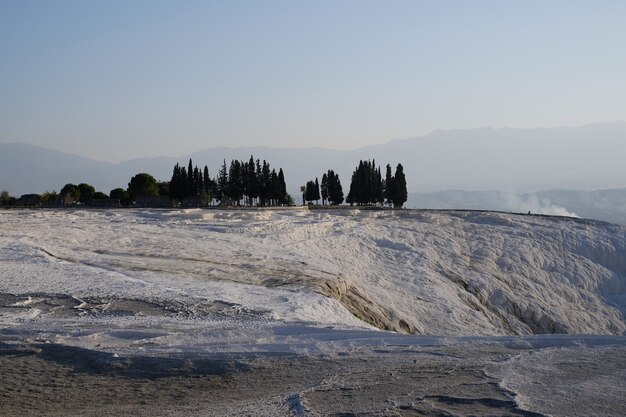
{"left": 1, "top": 208, "right": 624, "bottom": 337}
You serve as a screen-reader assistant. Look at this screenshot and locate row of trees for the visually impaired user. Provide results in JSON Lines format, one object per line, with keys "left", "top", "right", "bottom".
{"left": 302, "top": 170, "right": 344, "bottom": 205}
{"left": 1, "top": 158, "right": 408, "bottom": 209}
{"left": 301, "top": 161, "right": 406, "bottom": 208}
{"left": 346, "top": 160, "right": 407, "bottom": 208}
{"left": 169, "top": 157, "right": 290, "bottom": 206}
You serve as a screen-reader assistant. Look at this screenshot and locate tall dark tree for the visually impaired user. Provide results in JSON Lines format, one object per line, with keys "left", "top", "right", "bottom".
{"left": 216, "top": 159, "right": 228, "bottom": 203}
{"left": 243, "top": 156, "right": 257, "bottom": 206}
{"left": 374, "top": 167, "right": 384, "bottom": 205}
{"left": 314, "top": 178, "right": 320, "bottom": 203}
{"left": 202, "top": 165, "right": 211, "bottom": 195}
{"left": 326, "top": 170, "right": 344, "bottom": 205}
{"left": 394, "top": 163, "right": 407, "bottom": 208}
{"left": 304, "top": 180, "right": 316, "bottom": 203}
{"left": 169, "top": 163, "right": 188, "bottom": 201}
{"left": 203, "top": 165, "right": 214, "bottom": 200}
{"left": 228, "top": 160, "right": 243, "bottom": 205}
{"left": 269, "top": 169, "right": 280, "bottom": 205}
{"left": 347, "top": 160, "right": 383, "bottom": 205}
{"left": 193, "top": 166, "right": 202, "bottom": 196}
{"left": 278, "top": 169, "right": 287, "bottom": 205}
{"left": 254, "top": 159, "right": 263, "bottom": 205}
{"left": 187, "top": 159, "right": 194, "bottom": 193}
{"left": 384, "top": 164, "right": 393, "bottom": 206}
{"left": 321, "top": 173, "right": 328, "bottom": 205}
{"left": 260, "top": 160, "right": 271, "bottom": 206}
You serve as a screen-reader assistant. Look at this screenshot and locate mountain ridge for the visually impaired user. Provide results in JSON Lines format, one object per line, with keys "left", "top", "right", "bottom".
{"left": 2, "top": 121, "right": 626, "bottom": 201}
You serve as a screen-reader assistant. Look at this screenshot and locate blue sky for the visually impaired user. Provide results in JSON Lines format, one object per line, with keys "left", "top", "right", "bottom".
{"left": 1, "top": 0, "right": 625, "bottom": 162}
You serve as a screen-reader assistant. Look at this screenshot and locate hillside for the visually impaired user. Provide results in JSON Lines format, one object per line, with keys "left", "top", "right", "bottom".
{"left": 1, "top": 208, "right": 624, "bottom": 337}
{"left": 2, "top": 208, "right": 626, "bottom": 416}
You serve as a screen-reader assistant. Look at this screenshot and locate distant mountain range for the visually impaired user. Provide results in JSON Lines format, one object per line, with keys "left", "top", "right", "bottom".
{"left": 2, "top": 122, "right": 626, "bottom": 222}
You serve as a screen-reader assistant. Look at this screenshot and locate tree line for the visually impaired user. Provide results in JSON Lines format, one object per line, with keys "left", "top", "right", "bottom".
{"left": 302, "top": 161, "right": 407, "bottom": 208}
{"left": 169, "top": 156, "right": 289, "bottom": 206}
{"left": 1, "top": 157, "right": 408, "bottom": 209}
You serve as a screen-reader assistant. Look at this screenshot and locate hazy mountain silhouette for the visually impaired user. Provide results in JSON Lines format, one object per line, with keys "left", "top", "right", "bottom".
{"left": 2, "top": 122, "right": 626, "bottom": 202}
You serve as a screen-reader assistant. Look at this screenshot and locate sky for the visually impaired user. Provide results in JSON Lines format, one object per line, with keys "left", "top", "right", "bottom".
{"left": 1, "top": 0, "right": 626, "bottom": 162}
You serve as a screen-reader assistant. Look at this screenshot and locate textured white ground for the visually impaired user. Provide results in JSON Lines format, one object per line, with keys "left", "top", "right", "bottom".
{"left": 2, "top": 208, "right": 625, "bottom": 338}
{"left": 1, "top": 208, "right": 625, "bottom": 416}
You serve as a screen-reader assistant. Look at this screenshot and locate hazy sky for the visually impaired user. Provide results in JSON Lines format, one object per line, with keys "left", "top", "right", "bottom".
{"left": 1, "top": 0, "right": 625, "bottom": 162}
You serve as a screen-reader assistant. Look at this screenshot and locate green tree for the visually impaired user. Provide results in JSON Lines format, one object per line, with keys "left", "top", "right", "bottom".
{"left": 40, "top": 190, "right": 59, "bottom": 205}
{"left": 1, "top": 190, "right": 11, "bottom": 206}
{"left": 278, "top": 168, "right": 287, "bottom": 205}
{"left": 169, "top": 163, "right": 187, "bottom": 201}
{"left": 193, "top": 166, "right": 202, "bottom": 196}
{"left": 77, "top": 183, "right": 96, "bottom": 203}
{"left": 227, "top": 160, "right": 243, "bottom": 205}
{"left": 314, "top": 178, "right": 320, "bottom": 203}
{"left": 326, "top": 170, "right": 344, "bottom": 205}
{"left": 216, "top": 159, "right": 229, "bottom": 203}
{"left": 305, "top": 181, "right": 315, "bottom": 203}
{"left": 187, "top": 159, "right": 194, "bottom": 193}
{"left": 203, "top": 165, "right": 213, "bottom": 201}
{"left": 269, "top": 169, "right": 280, "bottom": 206}
{"left": 321, "top": 173, "right": 328, "bottom": 205}
{"left": 157, "top": 181, "right": 170, "bottom": 196}
{"left": 60, "top": 184, "right": 80, "bottom": 205}
{"left": 304, "top": 179, "right": 321, "bottom": 204}
{"left": 394, "top": 164, "right": 407, "bottom": 208}
{"left": 128, "top": 173, "right": 159, "bottom": 200}
{"left": 110, "top": 188, "right": 130, "bottom": 205}
{"left": 260, "top": 160, "right": 271, "bottom": 206}
{"left": 384, "top": 164, "right": 393, "bottom": 206}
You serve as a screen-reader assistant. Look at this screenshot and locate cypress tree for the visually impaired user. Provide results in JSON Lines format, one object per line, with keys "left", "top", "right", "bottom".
{"left": 193, "top": 166, "right": 202, "bottom": 196}
{"left": 384, "top": 164, "right": 393, "bottom": 206}
{"left": 261, "top": 160, "right": 271, "bottom": 206}
{"left": 203, "top": 166, "right": 210, "bottom": 195}
{"left": 170, "top": 164, "right": 180, "bottom": 200}
{"left": 314, "top": 178, "right": 321, "bottom": 203}
{"left": 217, "top": 159, "right": 228, "bottom": 203}
{"left": 187, "top": 159, "right": 194, "bottom": 194}
{"left": 278, "top": 169, "right": 287, "bottom": 205}
{"left": 305, "top": 180, "right": 316, "bottom": 203}
{"left": 269, "top": 169, "right": 280, "bottom": 206}
{"left": 394, "top": 163, "right": 407, "bottom": 208}
{"left": 375, "top": 167, "right": 384, "bottom": 205}
{"left": 325, "top": 170, "right": 343, "bottom": 205}
{"left": 321, "top": 173, "right": 328, "bottom": 206}
{"left": 228, "top": 160, "right": 243, "bottom": 205}
{"left": 245, "top": 155, "right": 257, "bottom": 206}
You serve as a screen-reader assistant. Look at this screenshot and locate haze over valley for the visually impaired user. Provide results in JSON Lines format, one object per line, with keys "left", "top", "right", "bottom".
{"left": 3, "top": 121, "right": 626, "bottom": 223}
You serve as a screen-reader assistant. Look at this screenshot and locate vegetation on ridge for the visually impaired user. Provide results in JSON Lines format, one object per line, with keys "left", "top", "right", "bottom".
{"left": 1, "top": 156, "right": 407, "bottom": 209}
